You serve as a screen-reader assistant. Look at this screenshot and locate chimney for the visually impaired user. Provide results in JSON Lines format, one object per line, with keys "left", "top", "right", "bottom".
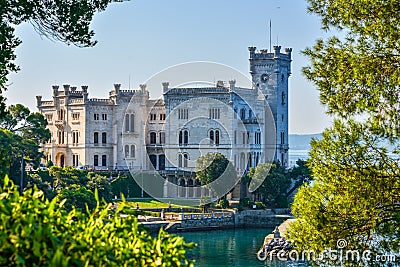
{"left": 228, "top": 80, "right": 236, "bottom": 91}
{"left": 114, "top": 83, "right": 121, "bottom": 94}
{"left": 140, "top": 84, "right": 146, "bottom": 93}
{"left": 52, "top": 85, "right": 59, "bottom": 96}
{"left": 81, "top": 85, "right": 88, "bottom": 93}
{"left": 162, "top": 82, "right": 169, "bottom": 93}
{"left": 216, "top": 80, "right": 225, "bottom": 87}
{"left": 36, "top": 95, "right": 42, "bottom": 106}
{"left": 63, "top": 84, "right": 70, "bottom": 94}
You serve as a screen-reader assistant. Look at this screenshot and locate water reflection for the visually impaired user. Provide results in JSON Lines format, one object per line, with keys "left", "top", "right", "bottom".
{"left": 180, "top": 228, "right": 309, "bottom": 267}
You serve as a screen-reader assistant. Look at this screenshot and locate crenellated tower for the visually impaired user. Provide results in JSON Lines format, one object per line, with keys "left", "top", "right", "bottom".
{"left": 249, "top": 45, "right": 292, "bottom": 166}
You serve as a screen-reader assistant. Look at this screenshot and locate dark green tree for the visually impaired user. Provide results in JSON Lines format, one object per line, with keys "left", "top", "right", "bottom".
{"left": 86, "top": 172, "right": 112, "bottom": 202}
{"left": 57, "top": 185, "right": 97, "bottom": 212}
{"left": 195, "top": 152, "right": 237, "bottom": 199}
{"left": 287, "top": 0, "right": 400, "bottom": 265}
{"left": 0, "top": 104, "right": 50, "bottom": 183}
{"left": 247, "top": 162, "right": 291, "bottom": 208}
{"left": 0, "top": 0, "right": 121, "bottom": 117}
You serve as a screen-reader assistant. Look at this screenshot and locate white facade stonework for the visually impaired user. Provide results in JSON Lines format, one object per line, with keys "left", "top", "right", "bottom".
{"left": 37, "top": 46, "right": 291, "bottom": 199}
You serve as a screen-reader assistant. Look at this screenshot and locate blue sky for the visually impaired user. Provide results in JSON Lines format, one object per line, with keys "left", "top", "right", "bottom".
{"left": 6, "top": 0, "right": 333, "bottom": 134}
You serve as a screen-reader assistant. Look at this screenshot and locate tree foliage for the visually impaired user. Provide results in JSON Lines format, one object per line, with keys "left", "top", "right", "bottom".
{"left": 288, "top": 1, "right": 400, "bottom": 265}
{"left": 0, "top": 104, "right": 50, "bottom": 181}
{"left": 195, "top": 152, "right": 237, "bottom": 198}
{"left": 28, "top": 167, "right": 114, "bottom": 211}
{"left": 303, "top": 0, "right": 400, "bottom": 137}
{"left": 247, "top": 163, "right": 291, "bottom": 208}
{"left": 0, "top": 0, "right": 121, "bottom": 117}
{"left": 0, "top": 176, "right": 195, "bottom": 266}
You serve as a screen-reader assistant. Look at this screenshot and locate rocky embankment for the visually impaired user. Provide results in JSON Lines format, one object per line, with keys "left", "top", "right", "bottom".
{"left": 258, "top": 219, "right": 295, "bottom": 258}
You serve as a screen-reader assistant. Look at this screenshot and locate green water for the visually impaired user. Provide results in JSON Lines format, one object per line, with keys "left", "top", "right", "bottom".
{"left": 180, "top": 228, "right": 300, "bottom": 267}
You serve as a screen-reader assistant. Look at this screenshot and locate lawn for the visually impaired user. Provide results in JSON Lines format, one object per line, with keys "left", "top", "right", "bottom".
{"left": 124, "top": 198, "right": 198, "bottom": 209}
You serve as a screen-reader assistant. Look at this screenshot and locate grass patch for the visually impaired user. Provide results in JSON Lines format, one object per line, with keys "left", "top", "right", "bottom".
{"left": 123, "top": 198, "right": 197, "bottom": 209}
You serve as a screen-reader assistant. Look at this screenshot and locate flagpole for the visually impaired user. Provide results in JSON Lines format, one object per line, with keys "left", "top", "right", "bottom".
{"left": 269, "top": 19, "right": 272, "bottom": 51}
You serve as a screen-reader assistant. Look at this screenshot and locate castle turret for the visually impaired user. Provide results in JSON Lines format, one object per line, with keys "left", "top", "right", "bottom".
{"left": 248, "top": 46, "right": 292, "bottom": 166}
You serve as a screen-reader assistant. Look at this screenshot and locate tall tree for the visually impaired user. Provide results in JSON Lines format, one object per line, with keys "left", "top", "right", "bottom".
{"left": 247, "top": 162, "right": 291, "bottom": 208}
{"left": 195, "top": 152, "right": 237, "bottom": 199}
{"left": 287, "top": 1, "right": 400, "bottom": 265}
{"left": 0, "top": 0, "right": 121, "bottom": 117}
{"left": 0, "top": 104, "right": 50, "bottom": 181}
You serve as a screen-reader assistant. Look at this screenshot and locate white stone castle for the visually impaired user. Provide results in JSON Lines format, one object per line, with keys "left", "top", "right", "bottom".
{"left": 37, "top": 46, "right": 291, "bottom": 199}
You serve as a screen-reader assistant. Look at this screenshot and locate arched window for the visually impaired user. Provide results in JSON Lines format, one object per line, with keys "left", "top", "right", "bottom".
{"left": 215, "top": 130, "right": 220, "bottom": 145}
{"left": 58, "top": 131, "right": 65, "bottom": 144}
{"left": 240, "top": 108, "right": 246, "bottom": 120}
{"left": 210, "top": 129, "right": 220, "bottom": 145}
{"left": 281, "top": 91, "right": 285, "bottom": 105}
{"left": 183, "top": 130, "right": 188, "bottom": 145}
{"left": 125, "top": 114, "right": 130, "bottom": 132}
{"left": 178, "top": 154, "right": 183, "bottom": 167}
{"left": 102, "top": 155, "right": 107, "bottom": 167}
{"left": 102, "top": 132, "right": 106, "bottom": 144}
{"left": 130, "top": 145, "right": 135, "bottom": 158}
{"left": 159, "top": 132, "right": 165, "bottom": 144}
{"left": 94, "top": 132, "right": 99, "bottom": 144}
{"left": 150, "top": 132, "right": 157, "bottom": 144}
{"left": 209, "top": 130, "right": 214, "bottom": 144}
{"left": 130, "top": 114, "right": 134, "bottom": 132}
{"left": 178, "top": 153, "right": 189, "bottom": 168}
{"left": 124, "top": 145, "right": 129, "bottom": 158}
{"left": 179, "top": 130, "right": 189, "bottom": 145}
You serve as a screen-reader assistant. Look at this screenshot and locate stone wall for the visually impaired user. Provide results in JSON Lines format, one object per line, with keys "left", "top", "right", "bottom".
{"left": 235, "top": 210, "right": 292, "bottom": 228}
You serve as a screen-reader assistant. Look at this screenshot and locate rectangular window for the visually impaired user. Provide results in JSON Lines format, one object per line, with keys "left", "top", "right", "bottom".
{"left": 159, "top": 132, "right": 165, "bottom": 144}
{"left": 72, "top": 131, "right": 79, "bottom": 145}
{"left": 150, "top": 132, "right": 157, "bottom": 144}
{"left": 242, "top": 132, "right": 246, "bottom": 144}
{"left": 125, "top": 114, "right": 130, "bottom": 132}
{"left": 209, "top": 108, "right": 220, "bottom": 119}
{"left": 281, "top": 132, "right": 285, "bottom": 145}
{"left": 255, "top": 132, "right": 261, "bottom": 145}
{"left": 72, "top": 113, "right": 80, "bottom": 121}
{"left": 102, "top": 132, "right": 106, "bottom": 144}
{"left": 102, "top": 113, "right": 107, "bottom": 120}
{"left": 94, "top": 155, "right": 99, "bottom": 166}
{"left": 45, "top": 114, "right": 53, "bottom": 122}
{"left": 58, "top": 131, "right": 65, "bottom": 144}
{"left": 150, "top": 113, "right": 157, "bottom": 121}
{"left": 234, "top": 131, "right": 237, "bottom": 144}
{"left": 178, "top": 108, "right": 188, "bottom": 120}
{"left": 130, "top": 114, "right": 134, "bottom": 132}
{"left": 94, "top": 132, "right": 99, "bottom": 144}
{"left": 72, "top": 154, "right": 79, "bottom": 166}
{"left": 247, "top": 131, "right": 250, "bottom": 144}
{"left": 102, "top": 155, "right": 107, "bottom": 167}
{"left": 159, "top": 114, "right": 166, "bottom": 120}
{"left": 94, "top": 113, "right": 99, "bottom": 120}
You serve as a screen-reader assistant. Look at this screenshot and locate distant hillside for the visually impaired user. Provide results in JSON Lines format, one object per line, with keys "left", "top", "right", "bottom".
{"left": 289, "top": 134, "right": 322, "bottom": 150}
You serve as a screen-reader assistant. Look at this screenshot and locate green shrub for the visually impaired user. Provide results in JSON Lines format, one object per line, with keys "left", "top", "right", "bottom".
{"left": 218, "top": 199, "right": 229, "bottom": 209}
{"left": 0, "top": 176, "right": 195, "bottom": 266}
{"left": 254, "top": 201, "right": 266, "bottom": 209}
{"left": 239, "top": 197, "right": 251, "bottom": 208}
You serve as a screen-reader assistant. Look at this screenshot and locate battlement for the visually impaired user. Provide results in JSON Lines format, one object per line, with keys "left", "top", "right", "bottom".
{"left": 248, "top": 46, "right": 292, "bottom": 61}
